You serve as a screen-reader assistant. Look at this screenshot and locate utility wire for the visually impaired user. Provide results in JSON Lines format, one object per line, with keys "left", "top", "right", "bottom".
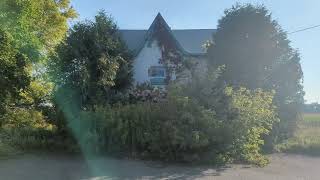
{"left": 288, "top": 24, "right": 320, "bottom": 34}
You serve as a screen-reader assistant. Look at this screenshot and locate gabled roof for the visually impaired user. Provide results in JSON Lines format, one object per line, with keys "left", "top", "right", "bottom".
{"left": 119, "top": 13, "right": 216, "bottom": 56}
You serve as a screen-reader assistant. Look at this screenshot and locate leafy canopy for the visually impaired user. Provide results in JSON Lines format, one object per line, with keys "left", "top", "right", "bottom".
{"left": 0, "top": 0, "right": 77, "bottom": 61}
{"left": 207, "top": 4, "right": 304, "bottom": 141}
{"left": 51, "top": 11, "right": 133, "bottom": 109}
{"left": 0, "top": 29, "right": 30, "bottom": 114}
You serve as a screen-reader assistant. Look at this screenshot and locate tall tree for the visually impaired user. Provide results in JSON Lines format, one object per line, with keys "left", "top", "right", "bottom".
{"left": 50, "top": 11, "right": 133, "bottom": 109}
{"left": 0, "top": 0, "right": 77, "bottom": 61}
{"left": 207, "top": 4, "right": 304, "bottom": 142}
{"left": 0, "top": 29, "right": 30, "bottom": 116}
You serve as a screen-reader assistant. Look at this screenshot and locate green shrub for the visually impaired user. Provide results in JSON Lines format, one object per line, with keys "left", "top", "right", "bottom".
{"left": 0, "top": 108, "right": 63, "bottom": 151}
{"left": 175, "top": 67, "right": 279, "bottom": 166}
{"left": 71, "top": 85, "right": 277, "bottom": 166}
{"left": 73, "top": 95, "right": 219, "bottom": 161}
{"left": 55, "top": 66, "right": 278, "bottom": 166}
{"left": 225, "top": 87, "right": 278, "bottom": 166}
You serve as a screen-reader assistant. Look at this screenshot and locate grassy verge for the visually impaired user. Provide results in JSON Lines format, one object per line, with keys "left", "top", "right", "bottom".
{"left": 276, "top": 113, "right": 320, "bottom": 156}
{"left": 0, "top": 133, "right": 21, "bottom": 158}
{"left": 0, "top": 142, "right": 18, "bottom": 158}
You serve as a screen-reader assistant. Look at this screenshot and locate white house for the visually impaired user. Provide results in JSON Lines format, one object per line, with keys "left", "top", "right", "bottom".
{"left": 119, "top": 13, "right": 215, "bottom": 87}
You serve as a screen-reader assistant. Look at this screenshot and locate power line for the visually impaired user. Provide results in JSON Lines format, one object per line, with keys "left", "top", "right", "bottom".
{"left": 288, "top": 24, "right": 320, "bottom": 34}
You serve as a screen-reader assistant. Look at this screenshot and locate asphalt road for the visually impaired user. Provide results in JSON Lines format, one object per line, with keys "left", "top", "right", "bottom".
{"left": 0, "top": 153, "right": 318, "bottom": 180}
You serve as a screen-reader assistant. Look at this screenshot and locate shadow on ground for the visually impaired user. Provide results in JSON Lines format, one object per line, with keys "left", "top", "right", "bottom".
{"left": 1, "top": 153, "right": 319, "bottom": 180}
{"left": 85, "top": 157, "right": 228, "bottom": 180}
{"left": 0, "top": 154, "right": 228, "bottom": 180}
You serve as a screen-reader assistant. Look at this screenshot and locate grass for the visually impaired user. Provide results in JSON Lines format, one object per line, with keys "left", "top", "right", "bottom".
{"left": 0, "top": 132, "right": 21, "bottom": 158}
{"left": 0, "top": 140, "right": 20, "bottom": 158}
{"left": 303, "top": 113, "right": 320, "bottom": 121}
{"left": 276, "top": 113, "right": 320, "bottom": 156}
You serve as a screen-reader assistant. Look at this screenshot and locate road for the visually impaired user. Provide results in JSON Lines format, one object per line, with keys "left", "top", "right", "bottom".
{"left": 0, "top": 153, "right": 318, "bottom": 180}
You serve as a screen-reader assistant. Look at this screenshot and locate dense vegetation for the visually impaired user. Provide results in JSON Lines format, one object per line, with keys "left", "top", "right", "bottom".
{"left": 207, "top": 4, "right": 304, "bottom": 146}
{"left": 0, "top": 3, "right": 304, "bottom": 166}
{"left": 0, "top": 0, "right": 77, "bottom": 61}
{"left": 60, "top": 68, "right": 277, "bottom": 166}
{"left": 0, "top": 30, "right": 30, "bottom": 116}
{"left": 50, "top": 11, "right": 133, "bottom": 109}
{"left": 0, "top": 0, "right": 76, "bottom": 156}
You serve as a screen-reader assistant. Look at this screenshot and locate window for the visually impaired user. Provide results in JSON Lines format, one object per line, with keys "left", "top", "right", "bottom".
{"left": 148, "top": 66, "right": 166, "bottom": 77}
{"left": 148, "top": 66, "right": 166, "bottom": 85}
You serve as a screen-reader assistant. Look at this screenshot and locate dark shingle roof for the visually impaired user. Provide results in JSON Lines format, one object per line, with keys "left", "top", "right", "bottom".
{"left": 172, "top": 29, "right": 216, "bottom": 54}
{"left": 119, "top": 29, "right": 215, "bottom": 55}
{"left": 119, "top": 30, "right": 147, "bottom": 53}
{"left": 119, "top": 13, "right": 216, "bottom": 55}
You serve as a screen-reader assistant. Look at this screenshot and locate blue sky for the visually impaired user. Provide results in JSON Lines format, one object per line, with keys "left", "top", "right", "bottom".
{"left": 71, "top": 0, "right": 320, "bottom": 103}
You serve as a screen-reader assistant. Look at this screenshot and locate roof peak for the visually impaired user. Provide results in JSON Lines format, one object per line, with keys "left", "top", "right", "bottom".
{"left": 155, "top": 12, "right": 163, "bottom": 19}
{"left": 149, "top": 12, "right": 170, "bottom": 30}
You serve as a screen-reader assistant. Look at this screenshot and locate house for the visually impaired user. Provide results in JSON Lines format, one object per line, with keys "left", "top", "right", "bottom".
{"left": 119, "top": 13, "right": 215, "bottom": 87}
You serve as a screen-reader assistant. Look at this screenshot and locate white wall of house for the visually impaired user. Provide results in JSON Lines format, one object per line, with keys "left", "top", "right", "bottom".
{"left": 133, "top": 40, "right": 163, "bottom": 84}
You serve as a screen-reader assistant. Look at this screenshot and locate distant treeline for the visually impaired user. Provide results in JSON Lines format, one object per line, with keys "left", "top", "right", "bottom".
{"left": 304, "top": 103, "right": 320, "bottom": 113}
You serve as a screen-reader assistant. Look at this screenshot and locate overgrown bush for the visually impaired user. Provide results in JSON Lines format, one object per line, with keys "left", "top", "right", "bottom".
{"left": 69, "top": 82, "right": 277, "bottom": 166}
{"left": 225, "top": 87, "right": 278, "bottom": 166}
{"left": 0, "top": 108, "right": 77, "bottom": 152}
{"left": 71, "top": 93, "right": 218, "bottom": 161}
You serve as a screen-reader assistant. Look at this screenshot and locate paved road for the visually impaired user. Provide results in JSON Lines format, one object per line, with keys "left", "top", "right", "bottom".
{"left": 0, "top": 153, "right": 318, "bottom": 180}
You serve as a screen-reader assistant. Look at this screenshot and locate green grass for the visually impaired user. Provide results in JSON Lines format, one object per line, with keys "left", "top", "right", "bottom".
{"left": 0, "top": 132, "right": 20, "bottom": 158}
{"left": 302, "top": 113, "right": 320, "bottom": 127}
{"left": 0, "top": 141, "right": 20, "bottom": 158}
{"left": 276, "top": 113, "right": 320, "bottom": 156}
{"left": 303, "top": 113, "right": 320, "bottom": 121}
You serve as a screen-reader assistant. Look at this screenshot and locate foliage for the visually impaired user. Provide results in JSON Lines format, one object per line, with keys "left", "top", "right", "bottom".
{"left": 62, "top": 66, "right": 278, "bottom": 166}
{"left": 50, "top": 11, "right": 133, "bottom": 109}
{"left": 151, "top": 14, "right": 184, "bottom": 82}
{"left": 225, "top": 87, "right": 278, "bottom": 166}
{"left": 0, "top": 0, "right": 75, "bottom": 154}
{"left": 70, "top": 94, "right": 218, "bottom": 161}
{"left": 0, "top": 0, "right": 77, "bottom": 61}
{"left": 0, "top": 107, "right": 78, "bottom": 153}
{"left": 1, "top": 108, "right": 54, "bottom": 130}
{"left": 0, "top": 29, "right": 30, "bottom": 116}
{"left": 129, "top": 83, "right": 167, "bottom": 103}
{"left": 207, "top": 4, "right": 304, "bottom": 145}
{"left": 0, "top": 0, "right": 75, "bottom": 133}
{"left": 179, "top": 66, "right": 278, "bottom": 166}
{"left": 19, "top": 79, "right": 53, "bottom": 108}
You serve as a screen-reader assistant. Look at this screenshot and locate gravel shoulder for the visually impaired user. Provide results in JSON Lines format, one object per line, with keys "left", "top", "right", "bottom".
{"left": 0, "top": 153, "right": 318, "bottom": 180}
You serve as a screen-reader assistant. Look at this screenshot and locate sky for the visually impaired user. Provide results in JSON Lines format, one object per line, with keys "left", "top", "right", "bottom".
{"left": 71, "top": 0, "right": 320, "bottom": 103}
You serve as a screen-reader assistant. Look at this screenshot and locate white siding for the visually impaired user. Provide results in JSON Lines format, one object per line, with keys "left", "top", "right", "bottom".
{"left": 133, "top": 40, "right": 163, "bottom": 84}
